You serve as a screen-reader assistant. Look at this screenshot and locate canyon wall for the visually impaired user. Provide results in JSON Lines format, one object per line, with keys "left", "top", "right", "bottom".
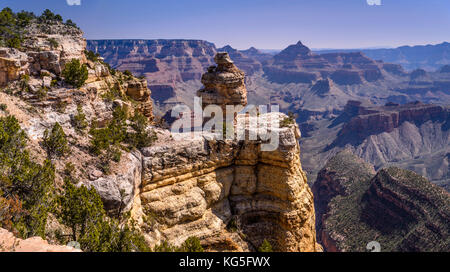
{"left": 313, "top": 150, "right": 450, "bottom": 252}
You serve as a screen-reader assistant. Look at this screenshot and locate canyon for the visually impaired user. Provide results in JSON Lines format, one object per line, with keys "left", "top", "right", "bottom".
{"left": 0, "top": 8, "right": 448, "bottom": 253}
{"left": 0, "top": 18, "right": 319, "bottom": 252}
{"left": 87, "top": 39, "right": 450, "bottom": 188}
{"left": 313, "top": 150, "right": 450, "bottom": 252}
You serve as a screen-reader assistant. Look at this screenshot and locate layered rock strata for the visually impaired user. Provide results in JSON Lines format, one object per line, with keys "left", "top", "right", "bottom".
{"left": 197, "top": 52, "right": 248, "bottom": 112}
{"left": 313, "top": 150, "right": 450, "bottom": 252}
{"left": 137, "top": 113, "right": 318, "bottom": 252}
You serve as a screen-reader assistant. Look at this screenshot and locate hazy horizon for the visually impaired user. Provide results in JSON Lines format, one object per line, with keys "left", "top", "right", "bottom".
{"left": 2, "top": 0, "right": 450, "bottom": 50}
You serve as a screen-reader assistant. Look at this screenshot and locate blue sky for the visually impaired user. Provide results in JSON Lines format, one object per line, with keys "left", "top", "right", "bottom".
{"left": 2, "top": 0, "right": 449, "bottom": 49}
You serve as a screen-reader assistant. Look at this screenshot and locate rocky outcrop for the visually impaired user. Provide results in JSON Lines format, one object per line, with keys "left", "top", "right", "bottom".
{"left": 197, "top": 53, "right": 248, "bottom": 112}
{"left": 137, "top": 112, "right": 318, "bottom": 252}
{"left": 22, "top": 22, "right": 87, "bottom": 76}
{"left": 0, "top": 49, "right": 29, "bottom": 87}
{"left": 124, "top": 78, "right": 154, "bottom": 119}
{"left": 86, "top": 150, "right": 142, "bottom": 213}
{"left": 313, "top": 150, "right": 450, "bottom": 252}
{"left": 0, "top": 228, "right": 81, "bottom": 252}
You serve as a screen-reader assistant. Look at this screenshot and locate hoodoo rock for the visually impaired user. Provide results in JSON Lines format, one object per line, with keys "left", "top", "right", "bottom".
{"left": 197, "top": 52, "right": 248, "bottom": 113}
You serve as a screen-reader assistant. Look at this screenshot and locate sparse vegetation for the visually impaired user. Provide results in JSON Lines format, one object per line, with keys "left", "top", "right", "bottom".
{"left": 85, "top": 50, "right": 100, "bottom": 62}
{"left": 36, "top": 87, "right": 48, "bottom": 100}
{"left": 0, "top": 115, "right": 55, "bottom": 238}
{"left": 101, "top": 87, "right": 125, "bottom": 102}
{"left": 179, "top": 236, "right": 204, "bottom": 252}
{"left": 127, "top": 111, "right": 157, "bottom": 149}
{"left": 56, "top": 177, "right": 150, "bottom": 252}
{"left": 280, "top": 111, "right": 297, "bottom": 128}
{"left": 0, "top": 8, "right": 77, "bottom": 48}
{"left": 47, "top": 37, "right": 59, "bottom": 49}
{"left": 72, "top": 104, "right": 88, "bottom": 134}
{"left": 90, "top": 106, "right": 127, "bottom": 155}
{"left": 90, "top": 106, "right": 156, "bottom": 171}
{"left": 43, "top": 122, "right": 69, "bottom": 158}
{"left": 62, "top": 59, "right": 88, "bottom": 88}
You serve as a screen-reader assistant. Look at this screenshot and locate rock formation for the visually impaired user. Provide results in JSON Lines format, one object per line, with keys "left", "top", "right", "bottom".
{"left": 197, "top": 52, "right": 248, "bottom": 112}
{"left": 313, "top": 150, "right": 450, "bottom": 252}
{"left": 133, "top": 53, "right": 319, "bottom": 251}
{"left": 0, "top": 228, "right": 81, "bottom": 252}
{"left": 299, "top": 98, "right": 449, "bottom": 187}
{"left": 137, "top": 113, "right": 318, "bottom": 252}
{"left": 263, "top": 42, "right": 385, "bottom": 85}
{"left": 1, "top": 18, "right": 319, "bottom": 252}
{"left": 330, "top": 101, "right": 449, "bottom": 147}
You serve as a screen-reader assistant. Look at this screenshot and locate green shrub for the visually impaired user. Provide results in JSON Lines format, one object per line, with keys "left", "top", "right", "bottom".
{"left": 16, "top": 10, "right": 35, "bottom": 27}
{"left": 258, "top": 239, "right": 273, "bottom": 252}
{"left": 0, "top": 104, "right": 7, "bottom": 111}
{"left": 5, "top": 35, "right": 22, "bottom": 49}
{"left": 39, "top": 9, "right": 62, "bottom": 23}
{"left": 280, "top": 111, "right": 297, "bottom": 128}
{"left": 57, "top": 178, "right": 150, "bottom": 252}
{"left": 36, "top": 87, "right": 48, "bottom": 100}
{"left": 90, "top": 106, "right": 127, "bottom": 155}
{"left": 0, "top": 115, "right": 55, "bottom": 238}
{"left": 48, "top": 38, "right": 59, "bottom": 49}
{"left": 127, "top": 112, "right": 157, "bottom": 149}
{"left": 153, "top": 240, "right": 177, "bottom": 252}
{"left": 0, "top": 8, "right": 35, "bottom": 48}
{"left": 72, "top": 104, "right": 88, "bottom": 134}
{"left": 65, "top": 19, "right": 78, "bottom": 28}
{"left": 43, "top": 122, "right": 69, "bottom": 158}
{"left": 62, "top": 59, "right": 88, "bottom": 88}
{"left": 85, "top": 50, "right": 100, "bottom": 62}
{"left": 101, "top": 87, "right": 124, "bottom": 102}
{"left": 123, "top": 70, "right": 133, "bottom": 77}
{"left": 57, "top": 178, "right": 105, "bottom": 242}
{"left": 179, "top": 236, "right": 204, "bottom": 252}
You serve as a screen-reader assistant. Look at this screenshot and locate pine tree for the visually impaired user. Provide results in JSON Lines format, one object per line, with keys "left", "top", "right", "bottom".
{"left": 62, "top": 59, "right": 88, "bottom": 88}
{"left": 43, "top": 122, "right": 69, "bottom": 158}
